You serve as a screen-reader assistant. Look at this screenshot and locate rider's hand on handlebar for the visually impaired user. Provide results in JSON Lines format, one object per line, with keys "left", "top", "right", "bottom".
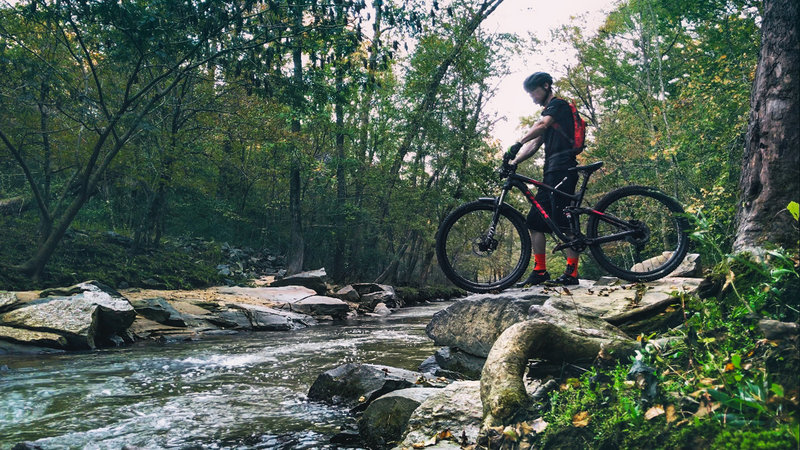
{"left": 503, "top": 142, "right": 523, "bottom": 163}
{"left": 498, "top": 160, "right": 517, "bottom": 178}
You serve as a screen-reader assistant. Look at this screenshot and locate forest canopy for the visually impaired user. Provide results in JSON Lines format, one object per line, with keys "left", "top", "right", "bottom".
{"left": 0, "top": 0, "right": 774, "bottom": 286}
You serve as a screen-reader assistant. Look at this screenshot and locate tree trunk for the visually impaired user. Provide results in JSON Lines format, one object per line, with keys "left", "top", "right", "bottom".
{"left": 287, "top": 0, "right": 305, "bottom": 275}
{"left": 733, "top": 0, "right": 799, "bottom": 252}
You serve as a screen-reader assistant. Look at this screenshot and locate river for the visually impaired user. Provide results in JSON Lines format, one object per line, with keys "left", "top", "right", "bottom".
{"left": 0, "top": 302, "right": 451, "bottom": 449}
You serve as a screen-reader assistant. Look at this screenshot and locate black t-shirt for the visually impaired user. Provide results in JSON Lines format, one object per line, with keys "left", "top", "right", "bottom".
{"left": 541, "top": 97, "right": 577, "bottom": 174}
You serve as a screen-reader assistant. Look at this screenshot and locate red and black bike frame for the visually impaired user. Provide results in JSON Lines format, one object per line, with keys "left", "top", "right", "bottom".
{"left": 479, "top": 170, "right": 642, "bottom": 253}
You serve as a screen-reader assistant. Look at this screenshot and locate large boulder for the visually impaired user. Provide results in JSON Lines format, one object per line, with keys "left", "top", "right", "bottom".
{"left": 270, "top": 268, "right": 329, "bottom": 294}
{"left": 425, "top": 292, "right": 549, "bottom": 358}
{"left": 1, "top": 281, "right": 135, "bottom": 349}
{"left": 358, "top": 387, "right": 440, "bottom": 448}
{"left": 398, "top": 381, "right": 483, "bottom": 449}
{"left": 307, "top": 363, "right": 433, "bottom": 409}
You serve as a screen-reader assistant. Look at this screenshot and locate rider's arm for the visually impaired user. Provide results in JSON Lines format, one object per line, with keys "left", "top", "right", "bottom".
{"left": 511, "top": 115, "right": 554, "bottom": 165}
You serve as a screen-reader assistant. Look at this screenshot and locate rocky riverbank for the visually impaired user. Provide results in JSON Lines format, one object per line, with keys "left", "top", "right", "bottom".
{"left": 0, "top": 269, "right": 464, "bottom": 355}
{"left": 303, "top": 254, "right": 799, "bottom": 449}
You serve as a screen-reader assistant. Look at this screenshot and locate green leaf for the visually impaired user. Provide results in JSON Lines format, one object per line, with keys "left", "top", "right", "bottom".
{"left": 731, "top": 354, "right": 741, "bottom": 369}
{"left": 787, "top": 201, "right": 800, "bottom": 221}
{"left": 770, "top": 383, "right": 784, "bottom": 397}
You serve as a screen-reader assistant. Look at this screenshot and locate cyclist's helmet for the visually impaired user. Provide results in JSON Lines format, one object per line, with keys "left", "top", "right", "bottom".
{"left": 523, "top": 72, "right": 553, "bottom": 92}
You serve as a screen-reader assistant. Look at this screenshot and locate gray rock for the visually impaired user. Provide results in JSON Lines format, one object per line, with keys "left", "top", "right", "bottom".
{"left": 373, "top": 302, "right": 392, "bottom": 316}
{"left": 630, "top": 252, "right": 701, "bottom": 277}
{"left": 130, "top": 297, "right": 188, "bottom": 327}
{"left": 359, "top": 388, "right": 440, "bottom": 448}
{"left": 270, "top": 268, "right": 329, "bottom": 294}
{"left": 230, "top": 303, "right": 316, "bottom": 331}
{"left": 279, "top": 295, "right": 351, "bottom": 319}
{"left": 334, "top": 285, "right": 361, "bottom": 302}
{"left": 1, "top": 291, "right": 20, "bottom": 313}
{"left": 425, "top": 292, "right": 549, "bottom": 358}
{"left": 216, "top": 285, "right": 317, "bottom": 303}
{"left": 354, "top": 284, "right": 403, "bottom": 309}
{"left": 0, "top": 325, "right": 69, "bottom": 349}
{"left": 308, "top": 363, "right": 433, "bottom": 409}
{"left": 1, "top": 293, "right": 135, "bottom": 349}
{"left": 759, "top": 319, "right": 800, "bottom": 339}
{"left": 398, "top": 381, "right": 483, "bottom": 449}
{"left": 434, "top": 347, "right": 485, "bottom": 380}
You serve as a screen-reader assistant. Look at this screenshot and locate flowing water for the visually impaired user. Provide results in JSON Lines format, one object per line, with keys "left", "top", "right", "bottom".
{"left": 0, "top": 302, "right": 451, "bottom": 449}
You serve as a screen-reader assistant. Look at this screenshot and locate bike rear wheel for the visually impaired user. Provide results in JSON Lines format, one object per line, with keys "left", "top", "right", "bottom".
{"left": 436, "top": 201, "right": 531, "bottom": 293}
{"left": 587, "top": 186, "right": 690, "bottom": 282}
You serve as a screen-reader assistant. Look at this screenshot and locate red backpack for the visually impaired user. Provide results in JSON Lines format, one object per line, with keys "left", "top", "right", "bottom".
{"left": 552, "top": 98, "right": 587, "bottom": 154}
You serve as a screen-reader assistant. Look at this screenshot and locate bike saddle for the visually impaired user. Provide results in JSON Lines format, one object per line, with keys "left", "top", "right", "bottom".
{"left": 568, "top": 161, "right": 604, "bottom": 174}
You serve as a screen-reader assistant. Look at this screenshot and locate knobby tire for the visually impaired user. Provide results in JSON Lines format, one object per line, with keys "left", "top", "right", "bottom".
{"left": 436, "top": 201, "right": 531, "bottom": 293}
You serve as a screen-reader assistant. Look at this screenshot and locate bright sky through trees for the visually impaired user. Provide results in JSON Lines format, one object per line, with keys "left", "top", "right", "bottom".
{"left": 482, "top": 0, "right": 619, "bottom": 146}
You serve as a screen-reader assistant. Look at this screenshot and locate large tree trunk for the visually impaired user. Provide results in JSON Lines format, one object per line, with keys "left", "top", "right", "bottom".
{"left": 733, "top": 0, "right": 799, "bottom": 252}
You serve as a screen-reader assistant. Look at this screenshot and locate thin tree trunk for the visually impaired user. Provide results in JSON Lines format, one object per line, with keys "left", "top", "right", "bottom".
{"left": 287, "top": 0, "right": 305, "bottom": 274}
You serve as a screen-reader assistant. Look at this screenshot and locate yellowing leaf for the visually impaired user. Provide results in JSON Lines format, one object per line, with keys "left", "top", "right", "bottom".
{"left": 436, "top": 429, "right": 453, "bottom": 440}
{"left": 666, "top": 404, "right": 677, "bottom": 423}
{"left": 572, "top": 411, "right": 591, "bottom": 427}
{"left": 358, "top": 396, "right": 366, "bottom": 402}
{"left": 645, "top": 405, "right": 665, "bottom": 420}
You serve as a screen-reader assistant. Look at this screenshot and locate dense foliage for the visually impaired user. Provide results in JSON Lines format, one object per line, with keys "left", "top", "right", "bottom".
{"left": 0, "top": 0, "right": 776, "bottom": 289}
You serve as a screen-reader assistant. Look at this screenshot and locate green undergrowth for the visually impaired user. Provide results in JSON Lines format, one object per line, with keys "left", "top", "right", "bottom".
{"left": 0, "top": 216, "right": 226, "bottom": 291}
{"left": 488, "top": 249, "right": 800, "bottom": 450}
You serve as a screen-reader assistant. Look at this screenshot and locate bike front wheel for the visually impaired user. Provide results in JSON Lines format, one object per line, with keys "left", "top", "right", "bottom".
{"left": 587, "top": 186, "right": 690, "bottom": 282}
{"left": 436, "top": 201, "right": 531, "bottom": 293}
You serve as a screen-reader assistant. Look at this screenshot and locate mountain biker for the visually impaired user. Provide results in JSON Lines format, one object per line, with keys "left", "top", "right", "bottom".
{"left": 505, "top": 71, "right": 580, "bottom": 287}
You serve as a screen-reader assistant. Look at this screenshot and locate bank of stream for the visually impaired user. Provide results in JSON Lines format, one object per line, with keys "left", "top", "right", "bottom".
{"left": 0, "top": 301, "right": 451, "bottom": 449}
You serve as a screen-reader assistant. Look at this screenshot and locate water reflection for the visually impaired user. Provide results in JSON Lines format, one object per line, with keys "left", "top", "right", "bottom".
{"left": 0, "top": 302, "right": 450, "bottom": 448}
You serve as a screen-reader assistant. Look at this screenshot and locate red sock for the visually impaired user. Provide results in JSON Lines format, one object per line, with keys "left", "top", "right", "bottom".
{"left": 566, "top": 257, "right": 579, "bottom": 277}
{"left": 534, "top": 254, "right": 547, "bottom": 272}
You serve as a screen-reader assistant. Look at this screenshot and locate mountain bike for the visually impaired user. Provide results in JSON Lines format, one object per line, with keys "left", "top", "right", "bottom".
{"left": 435, "top": 158, "right": 690, "bottom": 293}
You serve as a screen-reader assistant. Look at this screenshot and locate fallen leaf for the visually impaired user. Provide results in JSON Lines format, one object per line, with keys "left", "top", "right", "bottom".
{"left": 645, "top": 405, "right": 665, "bottom": 420}
{"left": 517, "top": 421, "right": 534, "bottom": 435}
{"left": 572, "top": 411, "right": 590, "bottom": 427}
{"left": 666, "top": 404, "right": 677, "bottom": 423}
{"left": 694, "top": 401, "right": 721, "bottom": 418}
{"left": 436, "top": 429, "right": 453, "bottom": 440}
{"left": 724, "top": 363, "right": 735, "bottom": 372}
{"left": 503, "top": 426, "right": 519, "bottom": 441}
{"left": 531, "top": 417, "right": 548, "bottom": 434}
{"left": 358, "top": 396, "right": 366, "bottom": 402}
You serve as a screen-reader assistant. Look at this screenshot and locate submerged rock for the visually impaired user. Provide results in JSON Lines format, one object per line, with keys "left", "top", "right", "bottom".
{"left": 307, "top": 363, "right": 433, "bottom": 409}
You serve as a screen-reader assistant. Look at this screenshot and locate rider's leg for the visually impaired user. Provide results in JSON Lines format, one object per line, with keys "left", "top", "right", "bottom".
{"left": 515, "top": 230, "right": 550, "bottom": 287}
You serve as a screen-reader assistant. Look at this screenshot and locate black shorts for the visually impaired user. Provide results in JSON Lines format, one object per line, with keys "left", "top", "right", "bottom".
{"left": 527, "top": 170, "right": 579, "bottom": 233}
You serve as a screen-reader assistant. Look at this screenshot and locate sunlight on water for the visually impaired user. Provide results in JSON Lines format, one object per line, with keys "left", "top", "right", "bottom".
{"left": 0, "top": 302, "right": 451, "bottom": 449}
